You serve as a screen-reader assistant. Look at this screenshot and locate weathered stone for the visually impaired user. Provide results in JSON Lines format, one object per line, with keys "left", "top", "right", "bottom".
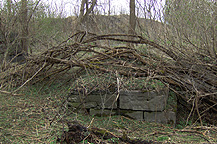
{"left": 69, "top": 94, "right": 117, "bottom": 109}
{"left": 144, "top": 110, "right": 176, "bottom": 127}
{"left": 68, "top": 102, "right": 81, "bottom": 108}
{"left": 68, "top": 89, "right": 177, "bottom": 126}
{"left": 83, "top": 102, "right": 98, "bottom": 108}
{"left": 121, "top": 110, "right": 143, "bottom": 120}
{"left": 90, "top": 109, "right": 116, "bottom": 116}
{"left": 119, "top": 89, "right": 168, "bottom": 111}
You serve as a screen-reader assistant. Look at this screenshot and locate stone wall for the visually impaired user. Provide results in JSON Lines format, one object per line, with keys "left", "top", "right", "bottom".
{"left": 69, "top": 88, "right": 177, "bottom": 127}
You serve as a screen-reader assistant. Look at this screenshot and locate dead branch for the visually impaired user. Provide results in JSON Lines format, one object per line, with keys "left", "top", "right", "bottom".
{"left": 0, "top": 32, "right": 216, "bottom": 124}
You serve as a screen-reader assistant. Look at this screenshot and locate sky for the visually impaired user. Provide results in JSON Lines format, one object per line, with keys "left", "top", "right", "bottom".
{"left": 43, "top": 0, "right": 129, "bottom": 15}
{"left": 0, "top": 0, "right": 165, "bottom": 20}
{"left": 42, "top": 0, "right": 165, "bottom": 19}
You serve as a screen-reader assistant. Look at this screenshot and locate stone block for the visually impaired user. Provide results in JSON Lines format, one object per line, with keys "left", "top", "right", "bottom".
{"left": 144, "top": 110, "right": 176, "bottom": 127}
{"left": 119, "top": 89, "right": 168, "bottom": 111}
{"left": 83, "top": 102, "right": 98, "bottom": 109}
{"left": 90, "top": 109, "right": 116, "bottom": 116}
{"left": 68, "top": 102, "right": 81, "bottom": 108}
{"left": 68, "top": 89, "right": 177, "bottom": 126}
{"left": 69, "top": 94, "right": 117, "bottom": 109}
{"left": 121, "top": 110, "right": 143, "bottom": 120}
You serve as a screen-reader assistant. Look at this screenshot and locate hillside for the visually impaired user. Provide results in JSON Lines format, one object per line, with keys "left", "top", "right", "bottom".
{"left": 64, "top": 14, "right": 165, "bottom": 40}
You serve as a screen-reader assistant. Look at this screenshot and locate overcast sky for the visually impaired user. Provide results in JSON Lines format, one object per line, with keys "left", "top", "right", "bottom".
{"left": 42, "top": 0, "right": 165, "bottom": 19}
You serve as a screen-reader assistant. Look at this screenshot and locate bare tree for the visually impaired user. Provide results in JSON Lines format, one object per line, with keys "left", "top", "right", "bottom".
{"left": 108, "top": 0, "right": 111, "bottom": 15}
{"left": 128, "top": 0, "right": 136, "bottom": 47}
{"left": 75, "top": 0, "right": 97, "bottom": 31}
{"left": 21, "top": 0, "right": 28, "bottom": 54}
{"left": 1, "top": 0, "right": 19, "bottom": 69}
{"left": 210, "top": 1, "right": 217, "bottom": 58}
{"left": 7, "top": 0, "right": 12, "bottom": 16}
{"left": 164, "top": 0, "right": 216, "bottom": 58}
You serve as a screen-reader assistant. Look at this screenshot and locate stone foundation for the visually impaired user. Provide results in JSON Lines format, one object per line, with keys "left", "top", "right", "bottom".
{"left": 69, "top": 89, "right": 177, "bottom": 127}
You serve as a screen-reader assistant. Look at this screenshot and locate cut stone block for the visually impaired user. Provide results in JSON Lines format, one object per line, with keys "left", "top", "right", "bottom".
{"left": 69, "top": 94, "right": 117, "bottom": 109}
{"left": 144, "top": 110, "right": 176, "bottom": 127}
{"left": 119, "top": 89, "right": 168, "bottom": 111}
{"left": 82, "top": 102, "right": 98, "bottom": 109}
{"left": 68, "top": 102, "right": 81, "bottom": 108}
{"left": 90, "top": 109, "right": 116, "bottom": 116}
{"left": 121, "top": 110, "right": 143, "bottom": 120}
{"left": 68, "top": 89, "right": 177, "bottom": 126}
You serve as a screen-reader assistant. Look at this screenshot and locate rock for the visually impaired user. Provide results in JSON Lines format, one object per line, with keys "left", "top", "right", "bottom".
{"left": 120, "top": 110, "right": 144, "bottom": 120}
{"left": 119, "top": 89, "right": 168, "bottom": 111}
{"left": 90, "top": 109, "right": 116, "bottom": 116}
{"left": 144, "top": 110, "right": 176, "bottom": 127}
{"left": 69, "top": 94, "right": 117, "bottom": 109}
{"left": 68, "top": 88, "right": 177, "bottom": 127}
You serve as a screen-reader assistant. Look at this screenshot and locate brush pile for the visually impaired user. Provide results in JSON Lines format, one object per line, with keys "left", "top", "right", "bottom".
{"left": 0, "top": 31, "right": 216, "bottom": 125}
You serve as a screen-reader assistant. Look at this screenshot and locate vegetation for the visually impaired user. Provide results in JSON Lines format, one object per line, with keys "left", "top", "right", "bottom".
{"left": 0, "top": 0, "right": 216, "bottom": 143}
{"left": 0, "top": 85, "right": 216, "bottom": 143}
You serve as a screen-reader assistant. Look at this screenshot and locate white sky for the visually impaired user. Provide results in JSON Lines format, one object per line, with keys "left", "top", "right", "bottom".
{"left": 43, "top": 0, "right": 165, "bottom": 19}
{"left": 0, "top": 0, "right": 165, "bottom": 18}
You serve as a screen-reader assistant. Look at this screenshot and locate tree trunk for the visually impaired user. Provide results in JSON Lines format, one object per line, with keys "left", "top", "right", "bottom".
{"left": 21, "top": 0, "right": 28, "bottom": 54}
{"left": 108, "top": 0, "right": 111, "bottom": 15}
{"left": 7, "top": 0, "right": 12, "bottom": 16}
{"left": 210, "top": 3, "right": 217, "bottom": 58}
{"left": 75, "top": 0, "right": 97, "bottom": 31}
{"left": 128, "top": 0, "right": 136, "bottom": 48}
{"left": 2, "top": 0, "right": 13, "bottom": 69}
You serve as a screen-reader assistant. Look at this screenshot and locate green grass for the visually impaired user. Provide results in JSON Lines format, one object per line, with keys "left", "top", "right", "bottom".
{"left": 71, "top": 73, "right": 166, "bottom": 93}
{"left": 0, "top": 84, "right": 216, "bottom": 143}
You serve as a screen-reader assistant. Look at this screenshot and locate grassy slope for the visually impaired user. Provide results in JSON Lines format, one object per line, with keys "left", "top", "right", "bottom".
{"left": 0, "top": 84, "right": 216, "bottom": 144}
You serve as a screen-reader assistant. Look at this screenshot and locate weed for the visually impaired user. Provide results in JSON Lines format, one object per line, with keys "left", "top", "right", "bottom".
{"left": 107, "top": 137, "right": 119, "bottom": 143}
{"left": 157, "top": 136, "right": 169, "bottom": 141}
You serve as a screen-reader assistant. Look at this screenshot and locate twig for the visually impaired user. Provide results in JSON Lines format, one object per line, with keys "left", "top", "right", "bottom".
{"left": 13, "top": 62, "right": 47, "bottom": 93}
{"left": 87, "top": 118, "right": 94, "bottom": 128}
{"left": 177, "top": 129, "right": 212, "bottom": 144}
{"left": 0, "top": 90, "right": 22, "bottom": 96}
